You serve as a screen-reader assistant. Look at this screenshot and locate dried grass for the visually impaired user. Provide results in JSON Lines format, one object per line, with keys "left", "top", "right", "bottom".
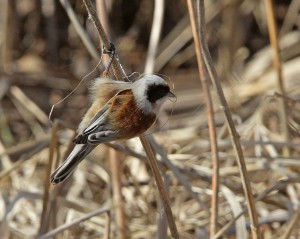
{"left": 1, "top": 0, "right": 300, "bottom": 238}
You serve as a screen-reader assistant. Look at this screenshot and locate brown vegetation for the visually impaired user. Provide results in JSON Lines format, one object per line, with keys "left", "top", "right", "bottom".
{"left": 1, "top": 0, "right": 300, "bottom": 238}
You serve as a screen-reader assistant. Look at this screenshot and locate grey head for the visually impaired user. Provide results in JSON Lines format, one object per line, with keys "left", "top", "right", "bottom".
{"left": 132, "top": 75, "right": 175, "bottom": 113}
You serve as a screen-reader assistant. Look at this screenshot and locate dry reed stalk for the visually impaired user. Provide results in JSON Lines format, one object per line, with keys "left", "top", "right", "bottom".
{"left": 81, "top": 1, "right": 179, "bottom": 237}
{"left": 139, "top": 135, "right": 179, "bottom": 238}
{"left": 279, "top": 205, "right": 300, "bottom": 239}
{"left": 10, "top": 86, "right": 49, "bottom": 125}
{"left": 155, "top": 174, "right": 169, "bottom": 239}
{"left": 188, "top": 0, "right": 261, "bottom": 238}
{"left": 59, "top": 0, "right": 100, "bottom": 63}
{"left": 0, "top": 140, "right": 49, "bottom": 180}
{"left": 82, "top": 0, "right": 125, "bottom": 80}
{"left": 143, "top": 0, "right": 171, "bottom": 237}
{"left": 38, "top": 122, "right": 59, "bottom": 236}
{"left": 221, "top": 185, "right": 247, "bottom": 238}
{"left": 186, "top": 1, "right": 219, "bottom": 236}
{"left": 96, "top": 0, "right": 110, "bottom": 45}
{"left": 154, "top": 1, "right": 232, "bottom": 72}
{"left": 148, "top": 137, "right": 208, "bottom": 210}
{"left": 104, "top": 211, "right": 111, "bottom": 239}
{"left": 144, "top": 0, "right": 165, "bottom": 74}
{"left": 38, "top": 206, "right": 110, "bottom": 239}
{"left": 0, "top": 0, "right": 8, "bottom": 69}
{"left": 109, "top": 149, "right": 128, "bottom": 238}
{"left": 212, "top": 178, "right": 298, "bottom": 239}
{"left": 280, "top": 0, "right": 300, "bottom": 36}
{"left": 96, "top": 1, "right": 127, "bottom": 237}
{"left": 263, "top": 0, "right": 289, "bottom": 157}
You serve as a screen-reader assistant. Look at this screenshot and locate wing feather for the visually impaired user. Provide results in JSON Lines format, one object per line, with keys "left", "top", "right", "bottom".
{"left": 73, "top": 89, "right": 130, "bottom": 144}
{"left": 73, "top": 103, "right": 112, "bottom": 144}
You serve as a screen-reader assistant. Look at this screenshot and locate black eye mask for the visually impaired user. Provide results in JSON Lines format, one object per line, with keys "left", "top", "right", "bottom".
{"left": 147, "top": 84, "right": 170, "bottom": 103}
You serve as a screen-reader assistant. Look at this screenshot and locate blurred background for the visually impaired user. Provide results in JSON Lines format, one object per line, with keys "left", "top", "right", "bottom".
{"left": 1, "top": 0, "right": 300, "bottom": 238}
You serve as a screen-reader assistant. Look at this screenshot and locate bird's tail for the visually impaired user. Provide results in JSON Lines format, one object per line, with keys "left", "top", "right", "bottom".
{"left": 50, "top": 144, "right": 96, "bottom": 184}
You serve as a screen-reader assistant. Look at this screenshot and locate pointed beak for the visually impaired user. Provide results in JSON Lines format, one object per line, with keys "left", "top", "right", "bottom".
{"left": 167, "top": 91, "right": 176, "bottom": 98}
{"left": 167, "top": 91, "right": 177, "bottom": 103}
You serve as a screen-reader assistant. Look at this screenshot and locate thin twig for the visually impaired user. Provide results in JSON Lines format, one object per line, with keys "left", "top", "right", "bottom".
{"left": 186, "top": 1, "right": 220, "bottom": 236}
{"left": 144, "top": 0, "right": 165, "bottom": 74}
{"left": 81, "top": 1, "right": 178, "bottom": 237}
{"left": 82, "top": 0, "right": 126, "bottom": 80}
{"left": 96, "top": 0, "right": 110, "bottom": 69}
{"left": 59, "top": 0, "right": 100, "bottom": 63}
{"left": 38, "top": 122, "right": 59, "bottom": 236}
{"left": 148, "top": 136, "right": 209, "bottom": 211}
{"left": 0, "top": 0, "right": 8, "bottom": 69}
{"left": 0, "top": 191, "right": 42, "bottom": 237}
{"left": 212, "top": 178, "right": 298, "bottom": 239}
{"left": 154, "top": 2, "right": 230, "bottom": 72}
{"left": 155, "top": 174, "right": 169, "bottom": 239}
{"left": 96, "top": 0, "right": 110, "bottom": 40}
{"left": 109, "top": 149, "right": 128, "bottom": 238}
{"left": 0, "top": 140, "right": 49, "bottom": 180}
{"left": 221, "top": 185, "right": 247, "bottom": 239}
{"left": 96, "top": 1, "right": 128, "bottom": 238}
{"left": 38, "top": 206, "right": 110, "bottom": 239}
{"left": 139, "top": 135, "right": 179, "bottom": 238}
{"left": 142, "top": 0, "right": 179, "bottom": 236}
{"left": 264, "top": 0, "right": 289, "bottom": 157}
{"left": 279, "top": 205, "right": 300, "bottom": 239}
{"left": 104, "top": 211, "right": 111, "bottom": 239}
{"left": 279, "top": 0, "right": 300, "bottom": 36}
{"left": 188, "top": 0, "right": 261, "bottom": 238}
{"left": 10, "top": 86, "right": 49, "bottom": 125}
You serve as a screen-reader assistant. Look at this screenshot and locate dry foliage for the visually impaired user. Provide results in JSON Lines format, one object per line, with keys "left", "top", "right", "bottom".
{"left": 1, "top": 0, "right": 300, "bottom": 238}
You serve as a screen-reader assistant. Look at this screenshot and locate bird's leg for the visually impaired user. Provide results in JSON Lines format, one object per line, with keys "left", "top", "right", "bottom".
{"left": 102, "top": 43, "right": 115, "bottom": 78}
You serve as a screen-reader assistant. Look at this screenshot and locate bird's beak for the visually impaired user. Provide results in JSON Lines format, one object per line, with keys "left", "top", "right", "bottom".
{"left": 167, "top": 92, "right": 177, "bottom": 102}
{"left": 167, "top": 91, "right": 176, "bottom": 98}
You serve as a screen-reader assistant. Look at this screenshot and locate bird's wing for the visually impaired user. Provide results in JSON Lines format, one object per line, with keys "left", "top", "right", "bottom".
{"left": 81, "top": 103, "right": 111, "bottom": 135}
{"left": 73, "top": 89, "right": 129, "bottom": 144}
{"left": 73, "top": 102, "right": 116, "bottom": 144}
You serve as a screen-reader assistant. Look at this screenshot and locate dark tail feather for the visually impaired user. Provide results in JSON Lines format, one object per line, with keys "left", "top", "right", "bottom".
{"left": 50, "top": 144, "right": 96, "bottom": 184}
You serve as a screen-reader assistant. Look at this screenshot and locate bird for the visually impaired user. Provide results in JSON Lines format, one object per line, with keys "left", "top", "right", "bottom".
{"left": 50, "top": 75, "right": 175, "bottom": 184}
